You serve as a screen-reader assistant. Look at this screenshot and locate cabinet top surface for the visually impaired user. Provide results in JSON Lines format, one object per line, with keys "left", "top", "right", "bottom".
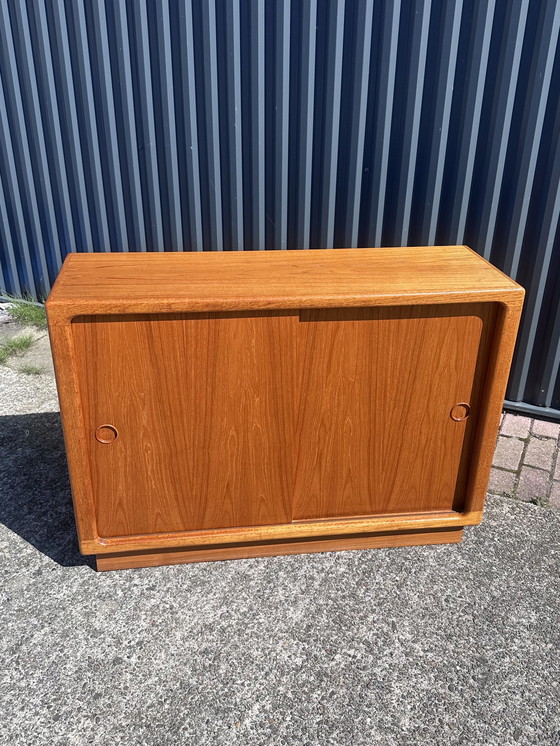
{"left": 47, "top": 246, "right": 523, "bottom": 317}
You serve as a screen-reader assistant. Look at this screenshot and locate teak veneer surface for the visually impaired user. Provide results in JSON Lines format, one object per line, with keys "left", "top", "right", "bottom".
{"left": 293, "top": 304, "right": 494, "bottom": 519}
{"left": 72, "top": 311, "right": 297, "bottom": 536}
{"left": 96, "top": 528, "right": 464, "bottom": 571}
{"left": 72, "top": 304, "right": 492, "bottom": 538}
{"left": 47, "top": 246, "right": 521, "bottom": 318}
{"left": 46, "top": 246, "right": 524, "bottom": 569}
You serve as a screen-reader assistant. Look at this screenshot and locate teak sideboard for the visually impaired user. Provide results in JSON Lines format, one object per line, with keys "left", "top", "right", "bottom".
{"left": 46, "top": 246, "right": 524, "bottom": 571}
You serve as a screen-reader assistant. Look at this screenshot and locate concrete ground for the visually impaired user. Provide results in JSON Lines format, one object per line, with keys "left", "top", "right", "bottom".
{"left": 1, "top": 312, "right": 559, "bottom": 745}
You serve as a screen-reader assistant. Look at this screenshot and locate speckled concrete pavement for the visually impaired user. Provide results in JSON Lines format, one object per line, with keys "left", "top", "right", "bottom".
{"left": 1, "top": 334, "right": 560, "bottom": 745}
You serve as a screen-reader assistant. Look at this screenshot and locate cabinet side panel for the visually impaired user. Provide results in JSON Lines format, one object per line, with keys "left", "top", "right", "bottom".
{"left": 47, "top": 318, "right": 98, "bottom": 547}
{"left": 462, "top": 300, "right": 523, "bottom": 514}
{"left": 293, "top": 304, "right": 494, "bottom": 519}
{"left": 72, "top": 312, "right": 298, "bottom": 537}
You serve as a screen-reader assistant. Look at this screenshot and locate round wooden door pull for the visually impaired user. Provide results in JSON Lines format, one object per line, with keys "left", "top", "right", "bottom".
{"left": 95, "top": 424, "right": 118, "bottom": 443}
{"left": 451, "top": 403, "right": 470, "bottom": 422}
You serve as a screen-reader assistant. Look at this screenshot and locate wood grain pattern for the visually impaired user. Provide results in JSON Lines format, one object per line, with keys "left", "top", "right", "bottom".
{"left": 293, "top": 304, "right": 493, "bottom": 519}
{"left": 48, "top": 318, "right": 99, "bottom": 548}
{"left": 96, "top": 527, "right": 464, "bottom": 571}
{"left": 46, "top": 246, "right": 523, "bottom": 320}
{"left": 71, "top": 304, "right": 493, "bottom": 541}
{"left": 72, "top": 311, "right": 298, "bottom": 537}
{"left": 462, "top": 302, "right": 524, "bottom": 513}
{"left": 45, "top": 246, "right": 524, "bottom": 566}
{"left": 85, "top": 509, "right": 480, "bottom": 554}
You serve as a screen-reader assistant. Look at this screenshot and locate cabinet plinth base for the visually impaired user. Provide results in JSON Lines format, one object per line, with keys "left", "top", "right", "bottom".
{"left": 95, "top": 527, "right": 464, "bottom": 571}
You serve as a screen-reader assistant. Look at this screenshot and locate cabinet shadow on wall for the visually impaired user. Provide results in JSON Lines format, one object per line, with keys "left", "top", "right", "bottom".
{"left": 0, "top": 411, "right": 95, "bottom": 569}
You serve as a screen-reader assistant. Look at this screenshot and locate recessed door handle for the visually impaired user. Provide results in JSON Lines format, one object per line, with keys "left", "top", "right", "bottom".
{"left": 450, "top": 403, "right": 470, "bottom": 422}
{"left": 95, "top": 424, "right": 118, "bottom": 443}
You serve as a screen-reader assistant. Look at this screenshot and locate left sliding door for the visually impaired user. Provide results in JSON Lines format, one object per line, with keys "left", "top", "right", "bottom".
{"left": 72, "top": 311, "right": 298, "bottom": 538}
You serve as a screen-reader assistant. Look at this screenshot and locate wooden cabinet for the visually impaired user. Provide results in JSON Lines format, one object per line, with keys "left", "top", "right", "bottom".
{"left": 46, "top": 247, "right": 524, "bottom": 571}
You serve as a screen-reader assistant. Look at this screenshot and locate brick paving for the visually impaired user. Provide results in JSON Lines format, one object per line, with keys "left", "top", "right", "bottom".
{"left": 489, "top": 413, "right": 560, "bottom": 508}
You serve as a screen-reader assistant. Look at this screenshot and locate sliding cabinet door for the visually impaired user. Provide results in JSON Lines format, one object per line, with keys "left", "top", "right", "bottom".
{"left": 293, "top": 304, "right": 495, "bottom": 520}
{"left": 73, "top": 311, "right": 298, "bottom": 537}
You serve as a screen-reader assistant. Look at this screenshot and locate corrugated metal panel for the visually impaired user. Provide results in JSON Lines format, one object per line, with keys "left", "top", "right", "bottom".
{"left": 1, "top": 0, "right": 560, "bottom": 416}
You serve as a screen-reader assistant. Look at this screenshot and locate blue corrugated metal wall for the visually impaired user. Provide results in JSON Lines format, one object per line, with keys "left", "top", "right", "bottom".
{"left": 1, "top": 0, "right": 560, "bottom": 416}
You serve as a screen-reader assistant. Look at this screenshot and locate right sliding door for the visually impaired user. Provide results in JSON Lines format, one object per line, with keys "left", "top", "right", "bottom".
{"left": 292, "top": 303, "right": 497, "bottom": 520}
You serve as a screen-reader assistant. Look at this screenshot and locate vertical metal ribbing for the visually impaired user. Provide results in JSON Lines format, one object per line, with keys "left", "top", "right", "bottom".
{"left": 0, "top": 72, "right": 35, "bottom": 296}
{"left": 176, "top": 0, "right": 203, "bottom": 251}
{"left": 341, "top": 0, "right": 374, "bottom": 248}
{"left": 423, "top": 0, "right": 463, "bottom": 245}
{"left": 318, "top": 0, "right": 344, "bottom": 249}
{"left": 0, "top": 223, "right": 7, "bottom": 289}
{"left": 199, "top": 0, "right": 223, "bottom": 250}
{"left": 365, "top": 0, "right": 400, "bottom": 247}
{"left": 273, "top": 0, "right": 291, "bottom": 250}
{"left": 10, "top": 0, "right": 63, "bottom": 274}
{"left": 395, "top": 0, "right": 432, "bottom": 247}
{"left": 129, "top": 0, "right": 164, "bottom": 252}
{"left": 508, "top": 106, "right": 560, "bottom": 402}
{"left": 502, "top": 2, "right": 560, "bottom": 278}
{"left": 475, "top": 0, "right": 530, "bottom": 260}
{"left": 110, "top": 0, "right": 147, "bottom": 252}
{"left": 0, "top": 0, "right": 48, "bottom": 295}
{"left": 47, "top": 0, "right": 94, "bottom": 253}
{"left": 293, "top": 0, "right": 317, "bottom": 250}
{"left": 26, "top": 0, "right": 78, "bottom": 262}
{"left": 246, "top": 0, "right": 265, "bottom": 250}
{"left": 0, "top": 0, "right": 560, "bottom": 417}
{"left": 223, "top": 0, "right": 244, "bottom": 251}
{"left": 88, "top": 0, "right": 129, "bottom": 252}
{"left": 0, "top": 145, "right": 22, "bottom": 295}
{"left": 541, "top": 301, "right": 560, "bottom": 408}
{"left": 448, "top": 0, "right": 496, "bottom": 243}
{"left": 153, "top": 0, "right": 183, "bottom": 252}
{"left": 66, "top": 0, "right": 111, "bottom": 252}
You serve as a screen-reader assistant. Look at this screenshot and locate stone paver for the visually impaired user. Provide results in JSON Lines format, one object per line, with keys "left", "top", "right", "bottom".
{"left": 531, "top": 419, "right": 560, "bottom": 438}
{"left": 500, "top": 413, "right": 532, "bottom": 438}
{"left": 489, "top": 411, "right": 560, "bottom": 508}
{"left": 488, "top": 467, "right": 516, "bottom": 496}
{"left": 550, "top": 482, "right": 560, "bottom": 509}
{"left": 492, "top": 436, "right": 525, "bottom": 471}
{"left": 524, "top": 437, "right": 556, "bottom": 471}
{"left": 516, "top": 466, "right": 550, "bottom": 503}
